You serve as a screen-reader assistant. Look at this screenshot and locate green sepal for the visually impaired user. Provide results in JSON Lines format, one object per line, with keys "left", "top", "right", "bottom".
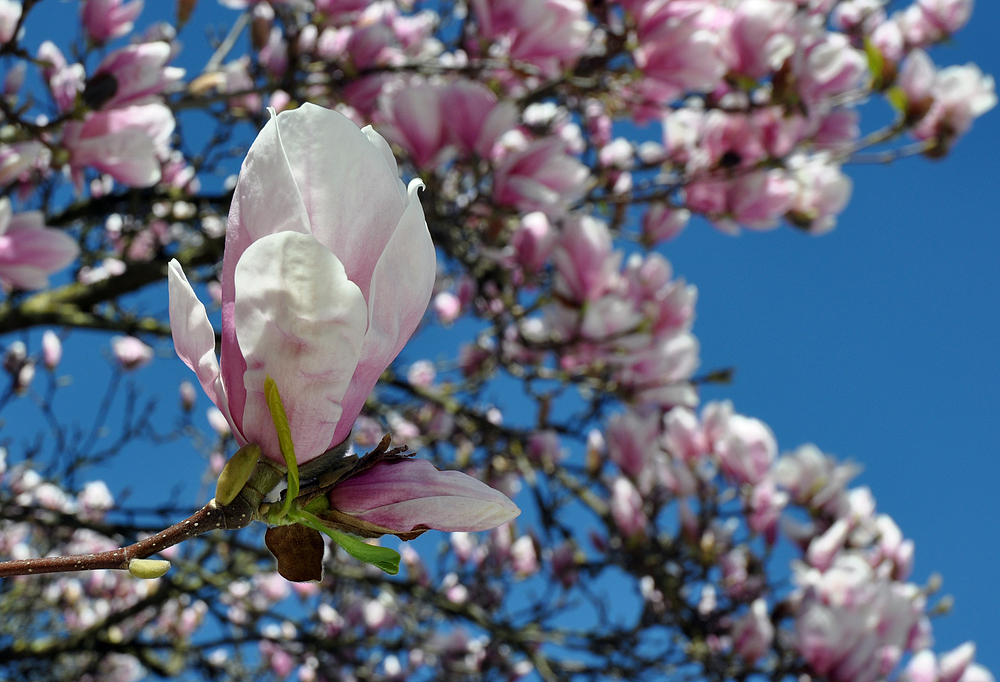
{"left": 302, "top": 495, "right": 330, "bottom": 515}
{"left": 265, "top": 376, "right": 299, "bottom": 518}
{"left": 293, "top": 509, "right": 400, "bottom": 575}
{"left": 864, "top": 37, "right": 885, "bottom": 89}
{"left": 887, "top": 86, "right": 908, "bottom": 114}
{"left": 216, "top": 443, "right": 261, "bottom": 506}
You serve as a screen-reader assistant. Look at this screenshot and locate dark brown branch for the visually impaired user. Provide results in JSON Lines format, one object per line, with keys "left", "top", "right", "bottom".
{"left": 0, "top": 498, "right": 252, "bottom": 578}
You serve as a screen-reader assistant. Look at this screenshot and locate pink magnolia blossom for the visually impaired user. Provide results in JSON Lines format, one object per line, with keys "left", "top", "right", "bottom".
{"left": 899, "top": 49, "right": 937, "bottom": 110}
{"left": 792, "top": 32, "right": 869, "bottom": 107}
{"left": 433, "top": 291, "right": 461, "bottom": 325}
{"left": 0, "top": 198, "right": 79, "bottom": 290}
{"left": 793, "top": 553, "right": 925, "bottom": 682}
{"left": 913, "top": 62, "right": 997, "bottom": 152}
{"left": 551, "top": 215, "right": 620, "bottom": 304}
{"left": 642, "top": 202, "right": 690, "bottom": 245}
{"left": 747, "top": 478, "right": 788, "bottom": 544}
{"left": 606, "top": 409, "right": 660, "bottom": 481}
{"left": 492, "top": 136, "right": 589, "bottom": 214}
{"left": 896, "top": 0, "right": 972, "bottom": 46}
{"left": 787, "top": 154, "right": 853, "bottom": 235}
{"left": 90, "top": 42, "right": 185, "bottom": 110}
{"left": 713, "top": 413, "right": 777, "bottom": 486}
{"left": 63, "top": 103, "right": 175, "bottom": 188}
{"left": 378, "top": 81, "right": 451, "bottom": 168}
{"left": 439, "top": 80, "right": 518, "bottom": 159}
{"left": 730, "top": 0, "right": 796, "bottom": 78}
{"left": 471, "top": 0, "right": 592, "bottom": 77}
{"left": 510, "top": 211, "right": 556, "bottom": 275}
{"left": 773, "top": 443, "right": 860, "bottom": 511}
{"left": 917, "top": 0, "right": 973, "bottom": 36}
{"left": 732, "top": 598, "right": 775, "bottom": 663}
{"left": 179, "top": 380, "right": 196, "bottom": 411}
{"left": 380, "top": 79, "right": 518, "bottom": 167}
{"left": 81, "top": 0, "right": 144, "bottom": 46}
{"left": 940, "top": 643, "right": 978, "bottom": 682}
{"left": 0, "top": 141, "right": 45, "bottom": 186}
{"left": 38, "top": 41, "right": 84, "bottom": 114}
{"left": 169, "top": 104, "right": 436, "bottom": 465}
{"left": 610, "top": 476, "right": 646, "bottom": 539}
{"left": 632, "top": 1, "right": 733, "bottom": 104}
{"left": 111, "top": 335, "right": 153, "bottom": 371}
{"left": 326, "top": 458, "right": 519, "bottom": 536}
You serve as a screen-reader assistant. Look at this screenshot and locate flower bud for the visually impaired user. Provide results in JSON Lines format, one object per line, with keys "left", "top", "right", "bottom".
{"left": 111, "top": 336, "right": 153, "bottom": 371}
{"left": 42, "top": 331, "right": 62, "bottom": 371}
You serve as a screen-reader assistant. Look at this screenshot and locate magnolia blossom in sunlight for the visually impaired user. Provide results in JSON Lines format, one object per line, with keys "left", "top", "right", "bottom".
{"left": 169, "top": 103, "right": 436, "bottom": 465}
{"left": 326, "top": 458, "right": 519, "bottom": 538}
{"left": 111, "top": 335, "right": 153, "bottom": 371}
{"left": 89, "top": 42, "right": 185, "bottom": 110}
{"left": 81, "top": 0, "right": 143, "bottom": 45}
{"left": 0, "top": 198, "right": 79, "bottom": 290}
{"left": 62, "top": 102, "right": 175, "bottom": 188}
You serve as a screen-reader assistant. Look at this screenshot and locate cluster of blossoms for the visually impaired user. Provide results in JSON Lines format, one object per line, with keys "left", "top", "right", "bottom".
{"left": 594, "top": 400, "right": 992, "bottom": 680}
{"left": 0, "top": 0, "right": 993, "bottom": 681}
{"left": 0, "top": 455, "right": 210, "bottom": 682}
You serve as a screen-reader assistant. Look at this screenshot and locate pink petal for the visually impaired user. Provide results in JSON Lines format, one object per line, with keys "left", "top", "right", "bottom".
{"left": 167, "top": 260, "right": 225, "bottom": 418}
{"left": 329, "top": 459, "right": 520, "bottom": 533}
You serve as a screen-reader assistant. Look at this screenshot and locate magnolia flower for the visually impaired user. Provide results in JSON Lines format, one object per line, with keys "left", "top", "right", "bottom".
{"left": 89, "top": 42, "right": 185, "bottom": 110}
{"left": 0, "top": 198, "right": 79, "bottom": 290}
{"left": 81, "top": 0, "right": 143, "bottom": 45}
{"left": 111, "top": 335, "right": 153, "bottom": 371}
{"left": 169, "top": 103, "right": 436, "bottom": 466}
{"left": 63, "top": 102, "right": 175, "bottom": 188}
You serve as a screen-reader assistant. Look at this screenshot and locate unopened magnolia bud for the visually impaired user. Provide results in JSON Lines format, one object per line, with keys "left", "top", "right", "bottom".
{"left": 42, "top": 331, "right": 61, "bottom": 371}
{"left": 128, "top": 558, "right": 171, "bottom": 579}
{"left": 15, "top": 360, "right": 34, "bottom": 395}
{"left": 179, "top": 381, "right": 196, "bottom": 412}
{"left": 216, "top": 443, "right": 261, "bottom": 506}
{"left": 111, "top": 336, "right": 153, "bottom": 371}
{"left": 3, "top": 341, "right": 26, "bottom": 375}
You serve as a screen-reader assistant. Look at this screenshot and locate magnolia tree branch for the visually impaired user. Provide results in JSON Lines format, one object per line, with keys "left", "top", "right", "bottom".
{"left": 0, "top": 499, "right": 247, "bottom": 578}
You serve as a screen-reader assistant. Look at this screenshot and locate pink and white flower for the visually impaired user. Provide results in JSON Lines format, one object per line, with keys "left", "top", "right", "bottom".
{"left": 81, "top": 0, "right": 144, "bottom": 46}
{"left": 63, "top": 102, "right": 175, "bottom": 188}
{"left": 169, "top": 104, "right": 436, "bottom": 465}
{"left": 0, "top": 198, "right": 79, "bottom": 290}
{"left": 90, "top": 42, "right": 185, "bottom": 110}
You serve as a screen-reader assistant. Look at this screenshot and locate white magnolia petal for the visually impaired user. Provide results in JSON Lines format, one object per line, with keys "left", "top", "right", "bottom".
{"left": 269, "top": 104, "right": 407, "bottom": 299}
{"left": 362, "top": 124, "right": 408, "bottom": 201}
{"left": 226, "top": 109, "right": 312, "bottom": 249}
{"left": 167, "top": 260, "right": 223, "bottom": 411}
{"left": 331, "top": 179, "right": 435, "bottom": 444}
{"left": 234, "top": 231, "right": 368, "bottom": 463}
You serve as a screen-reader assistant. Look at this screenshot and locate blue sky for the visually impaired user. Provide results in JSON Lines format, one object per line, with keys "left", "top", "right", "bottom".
{"left": 9, "top": 0, "right": 999, "bottom": 673}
